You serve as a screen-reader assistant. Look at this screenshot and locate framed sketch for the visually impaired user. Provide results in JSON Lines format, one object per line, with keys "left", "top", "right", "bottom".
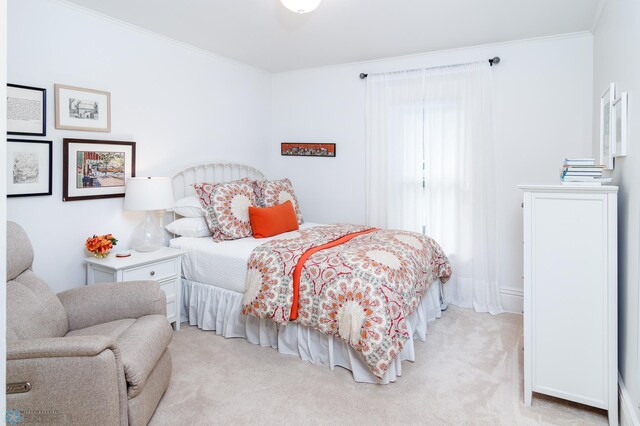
{"left": 55, "top": 84, "right": 111, "bottom": 132}
{"left": 63, "top": 139, "right": 135, "bottom": 201}
{"left": 599, "top": 83, "right": 616, "bottom": 170}
{"left": 7, "top": 84, "right": 46, "bottom": 136}
{"left": 281, "top": 142, "right": 336, "bottom": 157}
{"left": 7, "top": 139, "right": 52, "bottom": 197}
{"left": 612, "top": 92, "right": 628, "bottom": 158}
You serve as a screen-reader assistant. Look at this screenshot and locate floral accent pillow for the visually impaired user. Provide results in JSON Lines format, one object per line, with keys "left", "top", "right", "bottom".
{"left": 255, "top": 178, "right": 304, "bottom": 224}
{"left": 193, "top": 179, "right": 257, "bottom": 240}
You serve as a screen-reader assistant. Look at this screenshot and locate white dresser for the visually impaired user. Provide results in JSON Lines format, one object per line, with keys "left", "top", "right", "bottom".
{"left": 520, "top": 185, "right": 618, "bottom": 425}
{"left": 84, "top": 247, "right": 185, "bottom": 330}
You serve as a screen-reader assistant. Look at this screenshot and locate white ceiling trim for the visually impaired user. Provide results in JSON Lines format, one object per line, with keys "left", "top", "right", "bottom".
{"left": 50, "top": 0, "right": 271, "bottom": 75}
{"left": 274, "top": 31, "right": 593, "bottom": 77}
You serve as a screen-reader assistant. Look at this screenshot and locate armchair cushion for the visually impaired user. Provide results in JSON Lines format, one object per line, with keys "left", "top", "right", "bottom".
{"left": 117, "top": 315, "right": 173, "bottom": 398}
{"left": 58, "top": 281, "right": 166, "bottom": 331}
{"left": 66, "top": 315, "right": 173, "bottom": 399}
{"left": 66, "top": 319, "right": 136, "bottom": 341}
{"left": 7, "top": 270, "right": 69, "bottom": 341}
{"left": 7, "top": 221, "right": 34, "bottom": 281}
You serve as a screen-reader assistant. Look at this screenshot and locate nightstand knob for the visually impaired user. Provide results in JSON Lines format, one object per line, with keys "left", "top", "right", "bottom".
{"left": 150, "top": 271, "right": 155, "bottom": 276}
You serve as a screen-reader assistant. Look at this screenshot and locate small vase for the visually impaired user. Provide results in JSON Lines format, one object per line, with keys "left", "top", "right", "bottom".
{"left": 94, "top": 251, "right": 111, "bottom": 259}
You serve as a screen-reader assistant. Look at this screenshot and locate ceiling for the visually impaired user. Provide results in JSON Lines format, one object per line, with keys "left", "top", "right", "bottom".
{"left": 65, "top": 0, "right": 601, "bottom": 72}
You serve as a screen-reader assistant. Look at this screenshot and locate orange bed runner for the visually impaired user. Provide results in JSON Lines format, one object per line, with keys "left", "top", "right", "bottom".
{"left": 290, "top": 228, "right": 378, "bottom": 320}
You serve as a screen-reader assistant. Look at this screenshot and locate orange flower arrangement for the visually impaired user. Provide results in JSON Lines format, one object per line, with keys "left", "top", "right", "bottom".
{"left": 85, "top": 234, "right": 118, "bottom": 258}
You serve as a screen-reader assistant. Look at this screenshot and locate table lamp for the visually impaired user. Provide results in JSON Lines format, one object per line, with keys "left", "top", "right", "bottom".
{"left": 124, "top": 177, "right": 174, "bottom": 252}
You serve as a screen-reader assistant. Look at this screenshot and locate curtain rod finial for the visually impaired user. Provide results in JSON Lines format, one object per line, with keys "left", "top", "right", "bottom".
{"left": 360, "top": 73, "right": 368, "bottom": 79}
{"left": 489, "top": 57, "right": 500, "bottom": 66}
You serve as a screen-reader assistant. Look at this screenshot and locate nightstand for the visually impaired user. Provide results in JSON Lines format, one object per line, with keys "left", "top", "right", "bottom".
{"left": 84, "top": 247, "right": 185, "bottom": 330}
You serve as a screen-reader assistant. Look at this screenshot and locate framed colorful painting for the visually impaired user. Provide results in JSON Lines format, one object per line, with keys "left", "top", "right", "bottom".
{"left": 62, "top": 138, "right": 135, "bottom": 201}
{"left": 281, "top": 143, "right": 336, "bottom": 157}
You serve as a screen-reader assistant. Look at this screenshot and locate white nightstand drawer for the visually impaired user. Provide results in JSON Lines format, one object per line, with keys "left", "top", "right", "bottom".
{"left": 123, "top": 259, "right": 176, "bottom": 282}
{"left": 160, "top": 279, "right": 176, "bottom": 299}
{"left": 166, "top": 299, "right": 176, "bottom": 319}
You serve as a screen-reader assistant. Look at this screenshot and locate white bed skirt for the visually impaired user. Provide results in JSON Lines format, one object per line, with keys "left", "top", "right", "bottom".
{"left": 181, "top": 279, "right": 444, "bottom": 384}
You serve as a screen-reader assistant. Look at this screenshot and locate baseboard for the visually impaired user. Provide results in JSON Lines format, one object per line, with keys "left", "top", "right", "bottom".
{"left": 620, "top": 374, "right": 640, "bottom": 426}
{"left": 500, "top": 287, "right": 523, "bottom": 314}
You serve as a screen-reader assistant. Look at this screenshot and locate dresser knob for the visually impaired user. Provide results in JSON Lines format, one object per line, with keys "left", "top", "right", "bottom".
{"left": 150, "top": 271, "right": 155, "bottom": 276}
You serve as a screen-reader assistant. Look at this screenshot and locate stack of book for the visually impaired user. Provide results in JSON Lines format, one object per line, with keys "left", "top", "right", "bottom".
{"left": 561, "top": 159, "right": 611, "bottom": 185}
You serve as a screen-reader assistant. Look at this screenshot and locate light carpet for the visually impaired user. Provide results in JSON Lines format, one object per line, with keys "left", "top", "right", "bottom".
{"left": 149, "top": 306, "right": 607, "bottom": 425}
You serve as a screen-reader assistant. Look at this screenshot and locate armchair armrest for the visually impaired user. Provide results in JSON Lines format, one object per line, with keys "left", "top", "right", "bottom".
{"left": 58, "top": 281, "right": 166, "bottom": 331}
{"left": 7, "top": 335, "right": 116, "bottom": 360}
{"left": 7, "top": 336, "right": 128, "bottom": 426}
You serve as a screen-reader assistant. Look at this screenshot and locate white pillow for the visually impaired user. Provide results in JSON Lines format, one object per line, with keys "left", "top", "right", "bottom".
{"left": 173, "top": 195, "right": 205, "bottom": 218}
{"left": 165, "top": 217, "right": 212, "bottom": 237}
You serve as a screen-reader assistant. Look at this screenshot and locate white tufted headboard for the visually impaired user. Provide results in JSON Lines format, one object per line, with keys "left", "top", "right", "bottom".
{"left": 171, "top": 162, "right": 266, "bottom": 201}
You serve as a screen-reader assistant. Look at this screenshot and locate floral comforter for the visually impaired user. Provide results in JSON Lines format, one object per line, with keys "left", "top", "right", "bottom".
{"left": 241, "top": 224, "right": 452, "bottom": 379}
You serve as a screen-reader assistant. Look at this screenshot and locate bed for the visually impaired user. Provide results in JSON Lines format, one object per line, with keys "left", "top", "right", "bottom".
{"left": 169, "top": 162, "right": 451, "bottom": 383}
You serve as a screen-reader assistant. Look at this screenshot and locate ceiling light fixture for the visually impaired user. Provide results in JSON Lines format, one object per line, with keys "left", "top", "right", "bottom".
{"left": 280, "top": 0, "right": 322, "bottom": 14}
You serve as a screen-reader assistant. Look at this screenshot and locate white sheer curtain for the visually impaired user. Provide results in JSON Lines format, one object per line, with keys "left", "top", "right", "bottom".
{"left": 365, "top": 61, "right": 503, "bottom": 314}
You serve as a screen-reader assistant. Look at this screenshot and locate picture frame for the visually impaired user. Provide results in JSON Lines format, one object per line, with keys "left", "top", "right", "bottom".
{"left": 63, "top": 138, "right": 135, "bottom": 202}
{"left": 7, "top": 139, "right": 52, "bottom": 197}
{"left": 599, "top": 83, "right": 616, "bottom": 170}
{"left": 55, "top": 84, "right": 111, "bottom": 132}
{"left": 281, "top": 142, "right": 336, "bottom": 157}
{"left": 612, "top": 92, "right": 628, "bottom": 158}
{"left": 7, "top": 84, "right": 47, "bottom": 136}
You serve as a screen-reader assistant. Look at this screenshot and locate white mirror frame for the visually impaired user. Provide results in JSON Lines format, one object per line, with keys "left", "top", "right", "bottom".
{"left": 599, "top": 82, "right": 616, "bottom": 170}
{"left": 612, "top": 92, "right": 628, "bottom": 158}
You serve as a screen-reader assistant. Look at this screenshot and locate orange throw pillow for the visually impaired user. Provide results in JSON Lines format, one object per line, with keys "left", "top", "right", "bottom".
{"left": 249, "top": 200, "right": 300, "bottom": 238}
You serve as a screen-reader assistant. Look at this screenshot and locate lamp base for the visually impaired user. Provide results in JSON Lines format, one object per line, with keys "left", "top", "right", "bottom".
{"left": 132, "top": 211, "right": 165, "bottom": 252}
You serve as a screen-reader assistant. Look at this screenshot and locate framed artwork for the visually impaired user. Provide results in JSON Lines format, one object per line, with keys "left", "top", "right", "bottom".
{"left": 7, "top": 139, "right": 52, "bottom": 197}
{"left": 55, "top": 84, "right": 111, "bottom": 132}
{"left": 7, "top": 84, "right": 47, "bottom": 136}
{"left": 599, "top": 83, "right": 616, "bottom": 170}
{"left": 281, "top": 143, "right": 336, "bottom": 157}
{"left": 612, "top": 92, "right": 628, "bottom": 158}
{"left": 63, "top": 138, "right": 135, "bottom": 202}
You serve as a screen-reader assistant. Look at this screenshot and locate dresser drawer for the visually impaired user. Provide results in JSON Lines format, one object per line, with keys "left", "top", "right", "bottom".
{"left": 122, "top": 259, "right": 177, "bottom": 282}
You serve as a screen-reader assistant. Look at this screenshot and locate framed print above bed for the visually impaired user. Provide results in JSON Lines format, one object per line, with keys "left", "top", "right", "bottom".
{"left": 55, "top": 84, "right": 111, "bottom": 132}
{"left": 7, "top": 84, "right": 47, "bottom": 136}
{"left": 63, "top": 138, "right": 135, "bottom": 202}
{"left": 281, "top": 143, "right": 336, "bottom": 157}
{"left": 7, "top": 139, "right": 52, "bottom": 197}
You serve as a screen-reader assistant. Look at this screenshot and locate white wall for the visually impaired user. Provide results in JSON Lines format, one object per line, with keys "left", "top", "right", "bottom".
{"left": 270, "top": 33, "right": 594, "bottom": 312}
{"left": 7, "top": 0, "right": 272, "bottom": 292}
{"left": 591, "top": 0, "right": 640, "bottom": 422}
{"left": 1, "top": 0, "right": 8, "bottom": 417}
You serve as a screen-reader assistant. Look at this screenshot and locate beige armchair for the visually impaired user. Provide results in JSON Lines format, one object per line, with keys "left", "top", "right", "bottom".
{"left": 6, "top": 222, "right": 173, "bottom": 426}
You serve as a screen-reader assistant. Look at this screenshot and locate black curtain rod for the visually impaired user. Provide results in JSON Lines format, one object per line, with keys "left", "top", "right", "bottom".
{"left": 359, "top": 56, "right": 501, "bottom": 80}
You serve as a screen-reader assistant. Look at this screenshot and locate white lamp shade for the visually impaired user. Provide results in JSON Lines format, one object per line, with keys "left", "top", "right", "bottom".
{"left": 124, "top": 177, "right": 175, "bottom": 211}
{"left": 280, "top": 0, "right": 322, "bottom": 14}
